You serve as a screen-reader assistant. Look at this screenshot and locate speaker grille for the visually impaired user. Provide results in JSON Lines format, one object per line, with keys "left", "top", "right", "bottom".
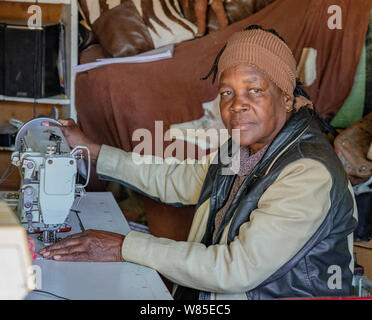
{"left": 3, "top": 22, "right": 61, "bottom": 99}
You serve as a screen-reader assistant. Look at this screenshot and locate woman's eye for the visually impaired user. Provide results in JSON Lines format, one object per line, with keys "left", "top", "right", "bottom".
{"left": 220, "top": 90, "right": 232, "bottom": 96}
{"left": 249, "top": 88, "right": 261, "bottom": 94}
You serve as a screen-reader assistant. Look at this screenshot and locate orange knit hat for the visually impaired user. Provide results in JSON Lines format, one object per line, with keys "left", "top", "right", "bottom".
{"left": 217, "top": 28, "right": 297, "bottom": 96}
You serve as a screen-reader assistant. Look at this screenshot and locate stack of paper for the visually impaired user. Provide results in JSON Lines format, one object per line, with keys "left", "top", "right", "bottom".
{"left": 73, "top": 44, "right": 174, "bottom": 73}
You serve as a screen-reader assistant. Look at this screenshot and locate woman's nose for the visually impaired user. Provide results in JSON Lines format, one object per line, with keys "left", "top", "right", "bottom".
{"left": 230, "top": 96, "right": 250, "bottom": 112}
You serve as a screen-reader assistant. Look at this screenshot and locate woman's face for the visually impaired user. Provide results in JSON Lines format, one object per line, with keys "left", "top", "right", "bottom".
{"left": 219, "top": 65, "right": 293, "bottom": 153}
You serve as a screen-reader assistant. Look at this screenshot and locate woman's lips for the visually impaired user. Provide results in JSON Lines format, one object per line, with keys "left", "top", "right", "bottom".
{"left": 231, "top": 121, "right": 255, "bottom": 130}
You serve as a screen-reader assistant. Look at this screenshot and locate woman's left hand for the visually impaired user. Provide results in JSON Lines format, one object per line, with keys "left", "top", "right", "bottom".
{"left": 39, "top": 229, "right": 125, "bottom": 262}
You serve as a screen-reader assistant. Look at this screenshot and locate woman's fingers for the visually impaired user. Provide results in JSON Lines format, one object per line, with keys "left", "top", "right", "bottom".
{"left": 58, "top": 118, "right": 76, "bottom": 127}
{"left": 39, "top": 235, "right": 85, "bottom": 255}
{"left": 41, "top": 118, "right": 100, "bottom": 162}
{"left": 39, "top": 230, "right": 125, "bottom": 262}
{"left": 42, "top": 244, "right": 87, "bottom": 258}
{"left": 41, "top": 121, "right": 59, "bottom": 127}
{"left": 53, "top": 252, "right": 91, "bottom": 262}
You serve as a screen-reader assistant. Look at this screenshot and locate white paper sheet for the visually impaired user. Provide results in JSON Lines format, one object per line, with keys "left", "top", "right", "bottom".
{"left": 73, "top": 44, "right": 174, "bottom": 73}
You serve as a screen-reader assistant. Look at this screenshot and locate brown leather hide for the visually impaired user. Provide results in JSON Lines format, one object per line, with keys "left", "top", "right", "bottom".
{"left": 334, "top": 113, "right": 372, "bottom": 186}
{"left": 92, "top": 2, "right": 154, "bottom": 58}
{"left": 181, "top": 0, "right": 276, "bottom": 32}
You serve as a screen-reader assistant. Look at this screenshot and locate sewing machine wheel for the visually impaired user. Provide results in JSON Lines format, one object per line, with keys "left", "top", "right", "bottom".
{"left": 14, "top": 117, "right": 62, "bottom": 151}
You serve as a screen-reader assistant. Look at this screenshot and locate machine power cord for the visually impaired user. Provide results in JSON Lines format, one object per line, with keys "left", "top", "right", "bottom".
{"left": 31, "top": 289, "right": 70, "bottom": 300}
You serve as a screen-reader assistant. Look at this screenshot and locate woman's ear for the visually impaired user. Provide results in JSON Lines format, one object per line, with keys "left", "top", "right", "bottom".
{"left": 282, "top": 92, "right": 294, "bottom": 111}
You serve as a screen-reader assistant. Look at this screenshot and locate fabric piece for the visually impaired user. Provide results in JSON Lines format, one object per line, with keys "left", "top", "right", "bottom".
{"left": 169, "top": 94, "right": 228, "bottom": 151}
{"left": 331, "top": 44, "right": 366, "bottom": 129}
{"left": 296, "top": 47, "right": 317, "bottom": 87}
{"left": 27, "top": 238, "right": 37, "bottom": 260}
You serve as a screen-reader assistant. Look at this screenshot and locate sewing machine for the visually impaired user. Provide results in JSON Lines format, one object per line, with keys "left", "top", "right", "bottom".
{"left": 1, "top": 117, "right": 172, "bottom": 300}
{"left": 10, "top": 118, "right": 90, "bottom": 245}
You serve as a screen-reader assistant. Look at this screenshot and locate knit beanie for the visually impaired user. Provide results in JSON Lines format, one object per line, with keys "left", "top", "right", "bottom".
{"left": 217, "top": 28, "right": 297, "bottom": 96}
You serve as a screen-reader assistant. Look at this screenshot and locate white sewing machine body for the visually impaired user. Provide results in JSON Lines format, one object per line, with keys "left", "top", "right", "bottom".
{"left": 10, "top": 119, "right": 90, "bottom": 245}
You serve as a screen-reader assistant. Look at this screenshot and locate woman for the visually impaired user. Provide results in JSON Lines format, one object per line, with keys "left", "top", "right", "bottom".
{"left": 40, "top": 25, "right": 357, "bottom": 299}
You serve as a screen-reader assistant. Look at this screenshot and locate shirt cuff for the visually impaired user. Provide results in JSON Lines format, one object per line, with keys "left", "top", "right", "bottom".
{"left": 96, "top": 144, "right": 122, "bottom": 176}
{"left": 121, "top": 230, "right": 156, "bottom": 265}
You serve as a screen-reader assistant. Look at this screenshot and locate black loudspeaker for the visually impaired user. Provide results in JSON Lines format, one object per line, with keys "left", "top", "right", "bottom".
{"left": 0, "top": 23, "right": 5, "bottom": 95}
{"left": 3, "top": 21, "right": 61, "bottom": 99}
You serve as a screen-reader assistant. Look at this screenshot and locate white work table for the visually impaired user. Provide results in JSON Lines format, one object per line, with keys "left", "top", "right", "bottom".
{"left": 23, "top": 192, "right": 172, "bottom": 300}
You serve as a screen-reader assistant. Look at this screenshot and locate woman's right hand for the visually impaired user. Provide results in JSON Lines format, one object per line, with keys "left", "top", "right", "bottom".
{"left": 42, "top": 118, "right": 101, "bottom": 164}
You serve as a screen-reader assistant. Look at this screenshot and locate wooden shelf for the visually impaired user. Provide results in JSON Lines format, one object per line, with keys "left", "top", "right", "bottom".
{"left": 0, "top": 0, "right": 78, "bottom": 120}
{"left": 1, "top": 0, "right": 71, "bottom": 4}
{"left": 0, "top": 0, "right": 78, "bottom": 191}
{"left": 0, "top": 146, "right": 15, "bottom": 152}
{"left": 0, "top": 94, "right": 70, "bottom": 105}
